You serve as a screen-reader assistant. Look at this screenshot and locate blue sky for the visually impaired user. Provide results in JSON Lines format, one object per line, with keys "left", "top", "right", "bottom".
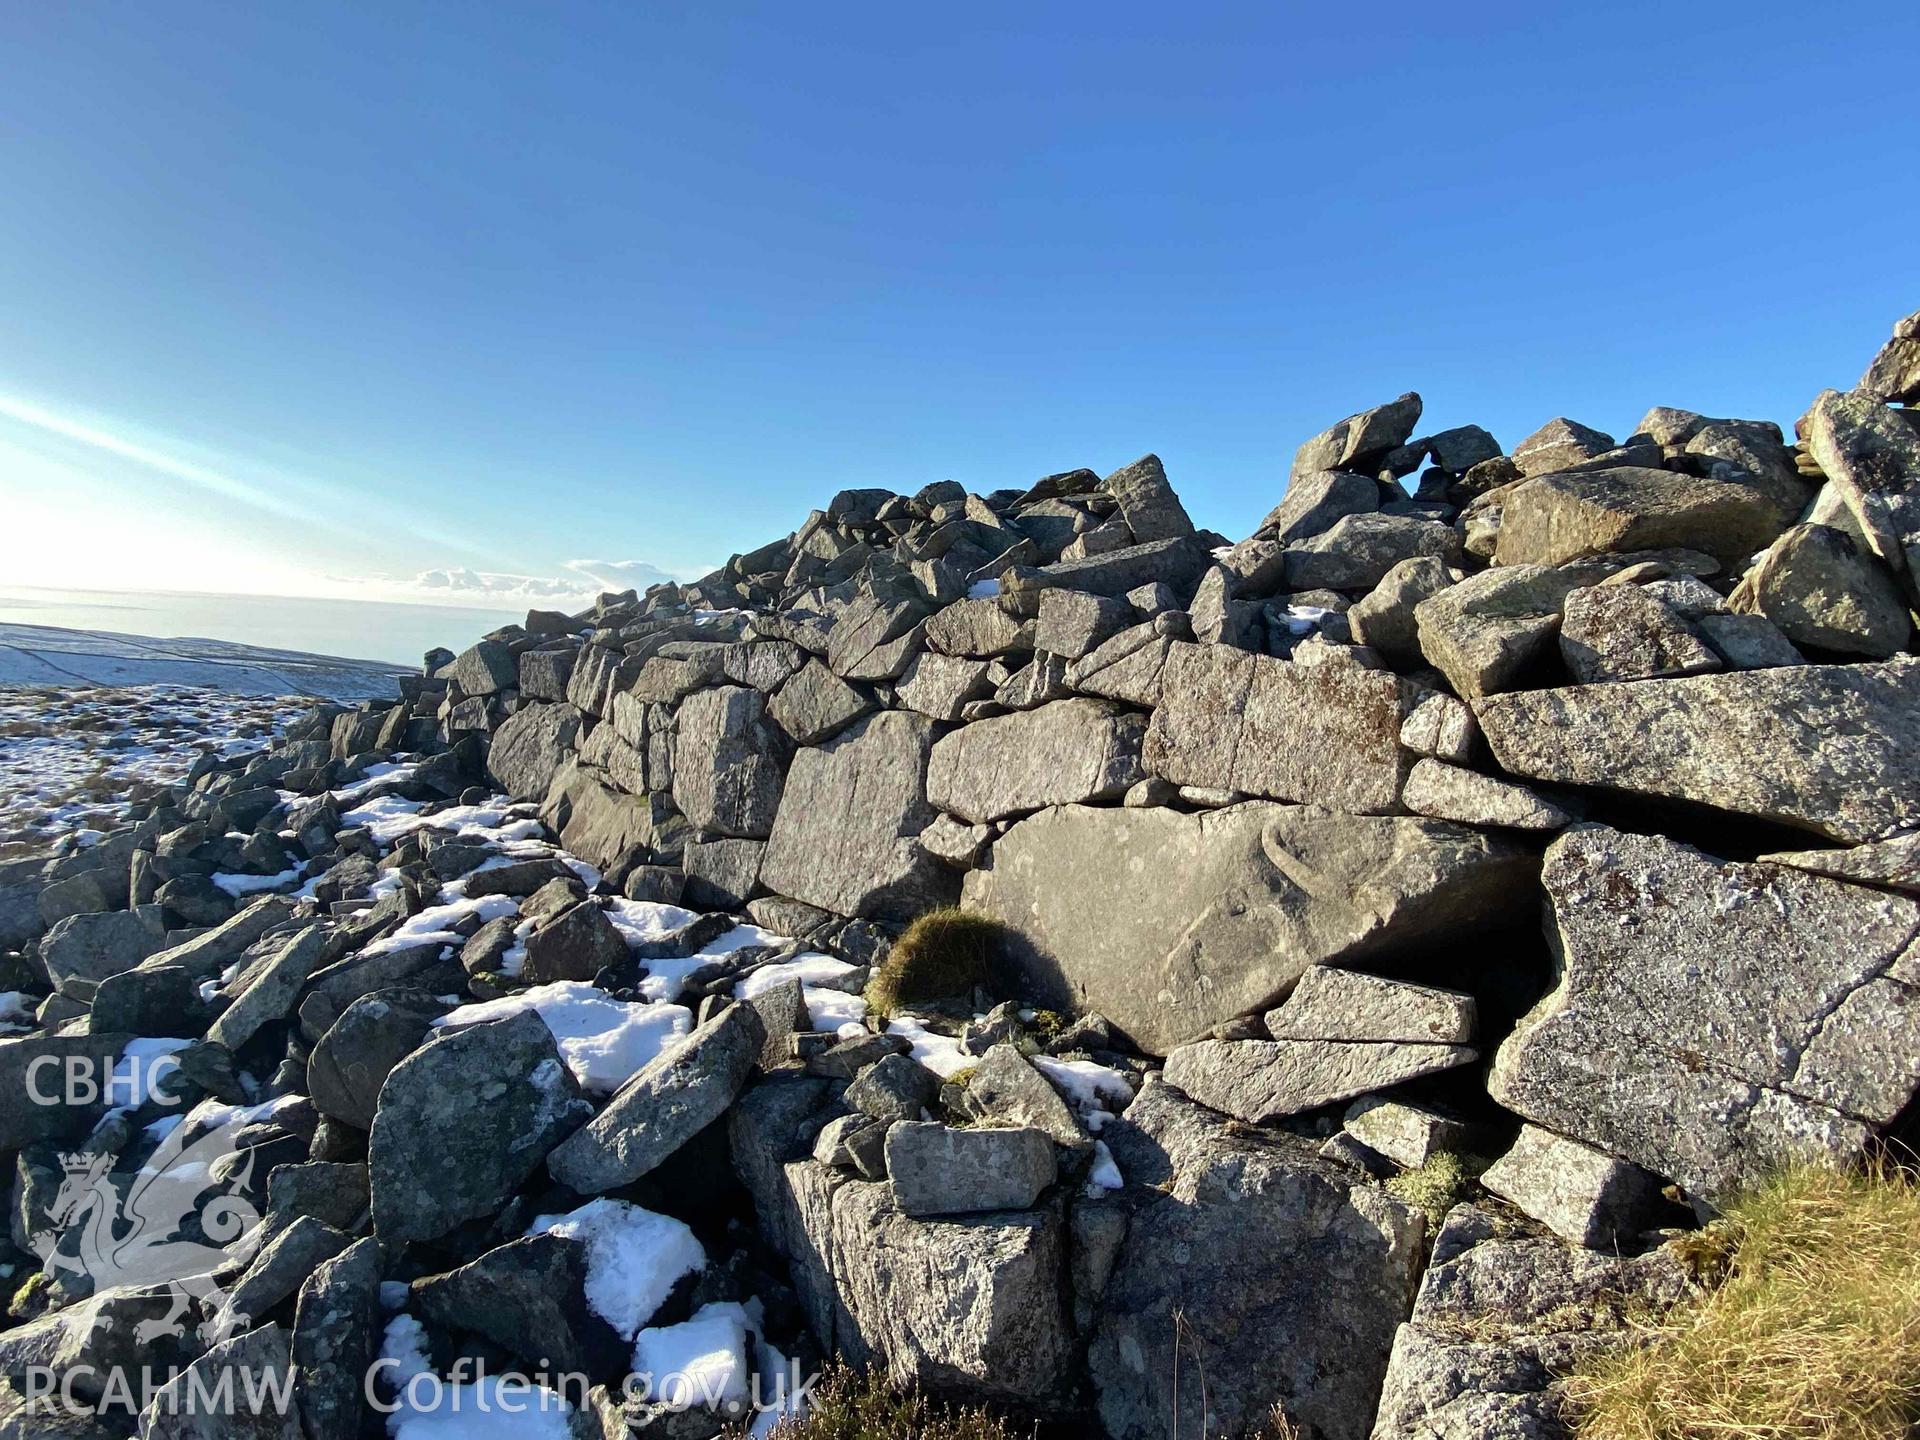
{"left": 0, "top": 2, "right": 1914, "bottom": 604}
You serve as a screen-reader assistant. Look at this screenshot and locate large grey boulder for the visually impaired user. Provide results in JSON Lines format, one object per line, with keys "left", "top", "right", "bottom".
{"left": 965, "top": 801, "right": 1533, "bottom": 1054}
{"left": 1091, "top": 1078, "right": 1427, "bottom": 1440}
{"left": 923, "top": 596, "right": 1032, "bottom": 657}
{"left": 1558, "top": 583, "right": 1722, "bottom": 683}
{"left": 1102, "top": 453, "right": 1194, "bottom": 543}
{"left": 42, "top": 908, "right": 167, "bottom": 1000}
{"left": 729, "top": 1083, "right": 1076, "bottom": 1411}
{"left": 884, "top": 1122, "right": 1056, "bottom": 1216}
{"left": 1370, "top": 1204, "right": 1698, "bottom": 1440}
{"left": 547, "top": 1001, "right": 764, "bottom": 1194}
{"left": 547, "top": 767, "right": 675, "bottom": 872}
{"left": 1488, "top": 826, "right": 1920, "bottom": 1202}
{"left": 672, "top": 684, "right": 789, "bottom": 838}
{"left": 308, "top": 988, "right": 448, "bottom": 1130}
{"left": 1035, "top": 588, "right": 1135, "bottom": 659}
{"left": 893, "top": 651, "right": 995, "bottom": 721}
{"left": 787, "top": 1164, "right": 1074, "bottom": 1406}
{"left": 1730, "top": 521, "right": 1913, "bottom": 657}
{"left": 760, "top": 711, "right": 958, "bottom": 921}
{"left": 964, "top": 1043, "right": 1085, "bottom": 1143}
{"left": 1495, "top": 466, "right": 1784, "bottom": 568}
{"left": 412, "top": 1233, "right": 623, "bottom": 1376}
{"left": 1264, "top": 965, "right": 1477, "bottom": 1044}
{"left": 1062, "top": 622, "right": 1174, "bottom": 707}
{"left": 1347, "top": 556, "right": 1454, "bottom": 659}
{"left": 1804, "top": 386, "right": 1920, "bottom": 596}
{"left": 1401, "top": 758, "right": 1571, "bottom": 831}
{"left": 1511, "top": 416, "right": 1614, "bottom": 476}
{"left": 486, "top": 701, "right": 582, "bottom": 801}
{"left": 1000, "top": 534, "right": 1218, "bottom": 608}
{"left": 130, "top": 896, "right": 297, "bottom": 983}
{"left": 1291, "top": 392, "right": 1423, "bottom": 480}
{"left": 369, "top": 1011, "right": 592, "bottom": 1242}
{"left": 448, "top": 639, "right": 518, "bottom": 697}
{"left": 141, "top": 1322, "right": 300, "bottom": 1440}
{"left": 828, "top": 595, "right": 930, "bottom": 679}
{"left": 927, "top": 698, "right": 1146, "bottom": 823}
{"left": 1413, "top": 563, "right": 1595, "bottom": 699}
{"left": 291, "top": 1237, "right": 382, "bottom": 1440}
{"left": 0, "top": 1031, "right": 132, "bottom": 1150}
{"left": 768, "top": 658, "right": 876, "bottom": 745}
{"left": 1143, "top": 641, "right": 1413, "bottom": 813}
{"left": 1474, "top": 659, "right": 1920, "bottom": 842}
{"left": 1479, "top": 1124, "right": 1664, "bottom": 1250}
{"left": 1282, "top": 513, "right": 1462, "bottom": 591}
{"left": 1860, "top": 308, "right": 1920, "bottom": 404}
{"left": 1257, "top": 469, "right": 1380, "bottom": 545}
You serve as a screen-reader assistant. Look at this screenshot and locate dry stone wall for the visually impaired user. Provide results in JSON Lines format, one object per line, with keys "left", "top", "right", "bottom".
{"left": 3, "top": 309, "right": 1920, "bottom": 1437}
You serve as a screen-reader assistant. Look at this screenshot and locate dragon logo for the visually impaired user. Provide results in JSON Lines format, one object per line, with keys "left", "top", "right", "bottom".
{"left": 29, "top": 1110, "right": 264, "bottom": 1346}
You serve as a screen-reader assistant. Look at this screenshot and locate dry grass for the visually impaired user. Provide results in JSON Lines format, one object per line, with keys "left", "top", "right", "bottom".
{"left": 863, "top": 907, "right": 1007, "bottom": 1017}
{"left": 761, "top": 1363, "right": 1034, "bottom": 1438}
{"left": 1567, "top": 1163, "right": 1920, "bottom": 1440}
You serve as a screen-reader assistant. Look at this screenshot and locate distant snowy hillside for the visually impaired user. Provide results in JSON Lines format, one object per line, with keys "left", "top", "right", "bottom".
{"left": 0, "top": 622, "right": 410, "bottom": 700}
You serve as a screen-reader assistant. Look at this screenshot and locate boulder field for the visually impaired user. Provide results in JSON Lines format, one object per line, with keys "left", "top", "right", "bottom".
{"left": 3, "top": 310, "right": 1920, "bottom": 1437}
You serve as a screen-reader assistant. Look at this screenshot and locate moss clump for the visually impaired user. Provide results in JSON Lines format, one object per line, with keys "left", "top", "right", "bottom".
{"left": 1567, "top": 1164, "right": 1920, "bottom": 1440}
{"left": 764, "top": 1362, "right": 1034, "bottom": 1438}
{"left": 864, "top": 908, "right": 1008, "bottom": 1018}
{"left": 1386, "top": 1150, "right": 1488, "bottom": 1226}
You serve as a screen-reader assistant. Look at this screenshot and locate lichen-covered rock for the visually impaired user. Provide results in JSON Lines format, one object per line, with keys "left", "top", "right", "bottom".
{"left": 1859, "top": 308, "right": 1920, "bottom": 404}
{"left": 1402, "top": 757, "right": 1571, "bottom": 831}
{"left": 486, "top": 700, "right": 582, "bottom": 801}
{"left": 1102, "top": 453, "right": 1195, "bottom": 543}
{"left": 1162, "top": 1035, "right": 1476, "bottom": 1121}
{"left": 965, "top": 801, "right": 1532, "bottom": 1054}
{"left": 1369, "top": 1204, "right": 1698, "bottom": 1440}
{"left": 1804, "top": 386, "right": 1920, "bottom": 595}
{"left": 369, "top": 1011, "right": 592, "bottom": 1242}
{"left": 1558, "top": 583, "right": 1722, "bottom": 683}
{"left": 927, "top": 697, "right": 1146, "bottom": 823}
{"left": 671, "top": 684, "right": 789, "bottom": 838}
{"left": 1489, "top": 825, "right": 1920, "bottom": 1202}
{"left": 1730, "top": 521, "right": 1913, "bottom": 657}
{"left": 760, "top": 711, "right": 958, "bottom": 921}
{"left": 291, "top": 1237, "right": 383, "bottom": 1440}
{"left": 1479, "top": 1124, "right": 1664, "bottom": 1250}
{"left": 1474, "top": 660, "right": 1920, "bottom": 842}
{"left": 1143, "top": 641, "right": 1413, "bottom": 813}
{"left": 1092, "top": 1078, "right": 1426, "bottom": 1440}
{"left": 1292, "top": 393, "right": 1423, "bottom": 480}
{"left": 1495, "top": 465, "right": 1784, "bottom": 568}
{"left": 884, "top": 1122, "right": 1056, "bottom": 1216}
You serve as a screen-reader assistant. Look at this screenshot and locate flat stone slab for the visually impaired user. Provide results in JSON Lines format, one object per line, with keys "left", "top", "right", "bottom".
{"left": 1162, "top": 1036, "right": 1477, "bottom": 1122}
{"left": 1474, "top": 659, "right": 1920, "bottom": 843}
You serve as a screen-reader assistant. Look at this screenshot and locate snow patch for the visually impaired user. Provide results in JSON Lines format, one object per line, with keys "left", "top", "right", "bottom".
{"left": 437, "top": 983, "right": 693, "bottom": 1094}
{"left": 528, "top": 1198, "right": 706, "bottom": 1341}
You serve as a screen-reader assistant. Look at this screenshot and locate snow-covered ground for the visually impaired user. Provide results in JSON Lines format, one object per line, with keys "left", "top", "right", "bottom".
{"left": 0, "top": 621, "right": 409, "bottom": 700}
{"left": 0, "top": 682, "right": 304, "bottom": 855}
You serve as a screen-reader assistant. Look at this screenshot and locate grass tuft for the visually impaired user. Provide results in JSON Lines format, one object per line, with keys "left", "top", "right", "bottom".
{"left": 863, "top": 907, "right": 1007, "bottom": 1018}
{"left": 762, "top": 1362, "right": 1034, "bottom": 1438}
{"left": 1385, "top": 1149, "right": 1487, "bottom": 1226}
{"left": 1567, "top": 1163, "right": 1920, "bottom": 1440}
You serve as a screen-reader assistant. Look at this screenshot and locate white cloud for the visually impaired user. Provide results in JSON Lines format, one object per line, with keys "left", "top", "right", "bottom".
{"left": 563, "top": 558, "right": 684, "bottom": 592}
{"left": 360, "top": 558, "right": 700, "bottom": 608}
